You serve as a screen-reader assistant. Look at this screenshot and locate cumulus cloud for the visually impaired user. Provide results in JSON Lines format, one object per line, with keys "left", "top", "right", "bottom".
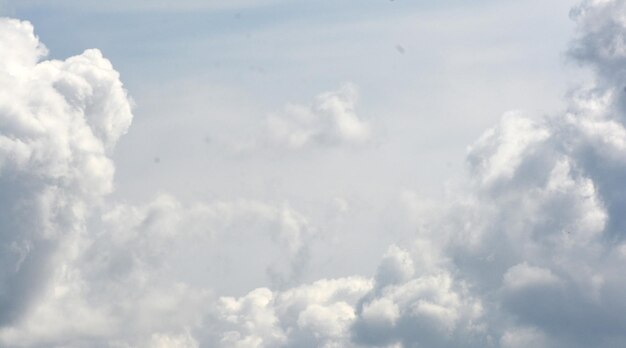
{"left": 0, "top": 192, "right": 319, "bottom": 346}
{"left": 351, "top": 245, "right": 485, "bottom": 348}
{"left": 208, "top": 276, "right": 372, "bottom": 348}
{"left": 217, "top": 0, "right": 626, "bottom": 346}
{"left": 265, "top": 83, "right": 371, "bottom": 149}
{"left": 4, "top": 0, "right": 626, "bottom": 346}
{"left": 410, "top": 1, "right": 626, "bottom": 345}
{"left": 569, "top": 0, "right": 626, "bottom": 84}
{"left": 0, "top": 16, "right": 325, "bottom": 346}
{"left": 0, "top": 16, "right": 132, "bottom": 336}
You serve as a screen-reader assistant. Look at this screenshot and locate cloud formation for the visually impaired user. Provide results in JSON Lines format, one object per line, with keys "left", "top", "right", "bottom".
{"left": 569, "top": 0, "right": 626, "bottom": 85}
{"left": 209, "top": 276, "right": 372, "bottom": 347}
{"left": 266, "top": 84, "right": 371, "bottom": 149}
{"left": 0, "top": 16, "right": 132, "bottom": 336}
{"left": 207, "top": 0, "right": 626, "bottom": 346}
{"left": 0, "top": 17, "right": 323, "bottom": 346}
{"left": 3, "top": 0, "right": 626, "bottom": 346}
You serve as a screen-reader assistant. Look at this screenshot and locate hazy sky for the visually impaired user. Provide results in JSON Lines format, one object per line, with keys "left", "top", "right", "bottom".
{"left": 3, "top": 0, "right": 626, "bottom": 347}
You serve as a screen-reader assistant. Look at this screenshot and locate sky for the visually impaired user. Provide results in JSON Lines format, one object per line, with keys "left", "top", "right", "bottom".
{"left": 3, "top": 0, "right": 626, "bottom": 347}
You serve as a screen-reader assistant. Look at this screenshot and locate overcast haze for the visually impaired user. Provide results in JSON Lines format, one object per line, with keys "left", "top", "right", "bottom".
{"left": 2, "top": 0, "right": 626, "bottom": 347}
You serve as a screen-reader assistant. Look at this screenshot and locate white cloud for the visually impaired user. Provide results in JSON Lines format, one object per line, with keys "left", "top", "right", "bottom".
{"left": 148, "top": 331, "right": 200, "bottom": 348}
{"left": 352, "top": 261, "right": 485, "bottom": 347}
{"left": 4, "top": 0, "right": 626, "bottom": 346}
{"left": 360, "top": 298, "right": 399, "bottom": 328}
{"left": 503, "top": 263, "right": 563, "bottom": 291}
{"left": 466, "top": 111, "right": 551, "bottom": 186}
{"left": 0, "top": 192, "right": 321, "bottom": 346}
{"left": 373, "top": 245, "right": 415, "bottom": 288}
{"left": 96, "top": 195, "right": 315, "bottom": 292}
{"left": 0, "top": 16, "right": 132, "bottom": 339}
{"left": 500, "top": 327, "right": 549, "bottom": 348}
{"left": 569, "top": 0, "right": 626, "bottom": 85}
{"left": 209, "top": 277, "right": 372, "bottom": 347}
{"left": 0, "top": 17, "right": 309, "bottom": 346}
{"left": 265, "top": 83, "right": 371, "bottom": 149}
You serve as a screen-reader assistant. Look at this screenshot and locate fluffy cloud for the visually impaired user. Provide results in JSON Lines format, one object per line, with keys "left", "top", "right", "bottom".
{"left": 351, "top": 245, "right": 485, "bottom": 348}
{"left": 0, "top": 193, "right": 319, "bottom": 346}
{"left": 0, "top": 16, "right": 132, "bottom": 338}
{"left": 0, "top": 18, "right": 328, "bottom": 346}
{"left": 0, "top": 17, "right": 325, "bottom": 346}
{"left": 424, "top": 1, "right": 626, "bottom": 344}
{"left": 4, "top": 0, "right": 626, "bottom": 346}
{"left": 569, "top": 0, "right": 626, "bottom": 84}
{"left": 240, "top": 0, "right": 626, "bottom": 346}
{"left": 265, "top": 83, "right": 371, "bottom": 149}
{"left": 209, "top": 276, "right": 372, "bottom": 348}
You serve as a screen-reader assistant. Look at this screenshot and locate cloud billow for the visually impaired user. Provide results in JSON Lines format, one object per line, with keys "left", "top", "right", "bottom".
{"left": 265, "top": 83, "right": 371, "bottom": 150}
{"left": 0, "top": 16, "right": 132, "bottom": 336}
{"left": 3, "top": 0, "right": 626, "bottom": 346}
{"left": 230, "top": 0, "right": 626, "bottom": 346}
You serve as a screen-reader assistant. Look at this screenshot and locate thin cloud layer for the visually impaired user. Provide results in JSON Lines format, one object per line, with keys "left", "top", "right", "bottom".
{"left": 2, "top": 0, "right": 626, "bottom": 346}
